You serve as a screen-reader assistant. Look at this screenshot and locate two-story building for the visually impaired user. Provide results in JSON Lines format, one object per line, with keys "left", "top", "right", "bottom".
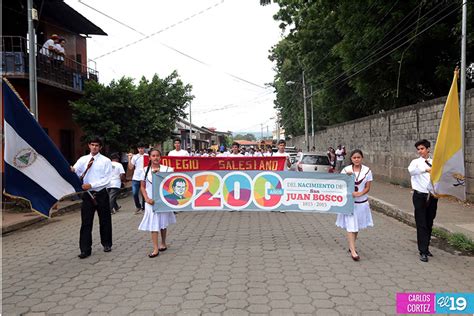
{"left": 2, "top": 0, "right": 106, "bottom": 163}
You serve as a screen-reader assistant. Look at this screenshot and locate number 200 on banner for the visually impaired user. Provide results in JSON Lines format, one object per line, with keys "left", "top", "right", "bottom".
{"left": 159, "top": 171, "right": 284, "bottom": 210}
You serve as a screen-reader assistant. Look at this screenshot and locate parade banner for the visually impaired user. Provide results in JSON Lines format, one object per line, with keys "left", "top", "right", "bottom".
{"left": 152, "top": 171, "right": 354, "bottom": 214}
{"left": 161, "top": 156, "right": 287, "bottom": 171}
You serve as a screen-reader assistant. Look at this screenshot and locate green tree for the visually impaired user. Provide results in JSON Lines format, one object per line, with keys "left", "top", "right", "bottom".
{"left": 71, "top": 71, "right": 193, "bottom": 152}
{"left": 267, "top": 0, "right": 473, "bottom": 135}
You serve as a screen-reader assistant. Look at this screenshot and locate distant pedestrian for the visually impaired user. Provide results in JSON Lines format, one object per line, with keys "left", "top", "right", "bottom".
{"left": 229, "top": 142, "right": 243, "bottom": 157}
{"left": 138, "top": 148, "right": 176, "bottom": 258}
{"left": 335, "top": 145, "right": 345, "bottom": 172}
{"left": 128, "top": 144, "right": 149, "bottom": 214}
{"left": 108, "top": 153, "right": 125, "bottom": 214}
{"left": 336, "top": 149, "right": 373, "bottom": 261}
{"left": 327, "top": 147, "right": 336, "bottom": 169}
{"left": 72, "top": 136, "right": 113, "bottom": 259}
{"left": 168, "top": 139, "right": 189, "bottom": 157}
{"left": 408, "top": 139, "right": 438, "bottom": 263}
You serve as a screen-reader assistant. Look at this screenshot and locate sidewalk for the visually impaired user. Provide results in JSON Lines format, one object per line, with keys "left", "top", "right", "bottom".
{"left": 369, "top": 181, "right": 474, "bottom": 240}
{"left": 2, "top": 186, "right": 132, "bottom": 235}
{"left": 2, "top": 181, "right": 474, "bottom": 239}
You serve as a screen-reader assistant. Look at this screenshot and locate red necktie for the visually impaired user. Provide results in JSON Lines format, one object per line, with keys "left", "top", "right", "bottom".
{"left": 80, "top": 157, "right": 94, "bottom": 181}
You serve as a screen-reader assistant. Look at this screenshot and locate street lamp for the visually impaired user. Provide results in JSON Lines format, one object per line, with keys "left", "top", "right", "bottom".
{"left": 286, "top": 70, "right": 309, "bottom": 151}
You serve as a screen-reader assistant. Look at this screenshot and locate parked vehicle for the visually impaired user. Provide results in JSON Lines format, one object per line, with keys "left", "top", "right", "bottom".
{"left": 296, "top": 153, "right": 334, "bottom": 173}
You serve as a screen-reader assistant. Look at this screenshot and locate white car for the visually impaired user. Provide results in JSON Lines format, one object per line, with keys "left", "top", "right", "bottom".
{"left": 296, "top": 153, "right": 334, "bottom": 173}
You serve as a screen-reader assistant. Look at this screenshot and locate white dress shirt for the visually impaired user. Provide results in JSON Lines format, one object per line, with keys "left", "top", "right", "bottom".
{"left": 408, "top": 156, "right": 433, "bottom": 193}
{"left": 228, "top": 153, "right": 243, "bottom": 157}
{"left": 108, "top": 161, "right": 125, "bottom": 189}
{"left": 273, "top": 151, "right": 290, "bottom": 170}
{"left": 73, "top": 153, "right": 112, "bottom": 191}
{"left": 131, "top": 153, "right": 149, "bottom": 181}
{"left": 168, "top": 149, "right": 189, "bottom": 157}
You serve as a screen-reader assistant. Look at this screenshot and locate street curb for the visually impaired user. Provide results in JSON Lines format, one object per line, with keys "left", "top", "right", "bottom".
{"left": 369, "top": 196, "right": 452, "bottom": 235}
{"left": 2, "top": 187, "right": 131, "bottom": 235}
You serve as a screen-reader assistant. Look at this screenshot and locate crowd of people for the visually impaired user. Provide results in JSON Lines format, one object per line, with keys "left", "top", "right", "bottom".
{"left": 71, "top": 136, "right": 437, "bottom": 264}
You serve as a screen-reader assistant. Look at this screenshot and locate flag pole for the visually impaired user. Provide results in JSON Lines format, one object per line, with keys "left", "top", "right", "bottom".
{"left": 460, "top": 0, "right": 467, "bottom": 156}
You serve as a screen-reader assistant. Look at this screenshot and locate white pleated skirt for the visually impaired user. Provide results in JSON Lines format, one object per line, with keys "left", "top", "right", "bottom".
{"left": 138, "top": 204, "right": 176, "bottom": 232}
{"left": 336, "top": 201, "right": 373, "bottom": 232}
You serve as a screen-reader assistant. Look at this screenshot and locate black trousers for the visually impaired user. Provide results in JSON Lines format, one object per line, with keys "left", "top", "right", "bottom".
{"left": 80, "top": 189, "right": 113, "bottom": 253}
{"left": 413, "top": 191, "right": 438, "bottom": 254}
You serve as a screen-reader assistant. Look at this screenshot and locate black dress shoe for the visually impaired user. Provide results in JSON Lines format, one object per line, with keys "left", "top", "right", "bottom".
{"left": 427, "top": 250, "right": 433, "bottom": 257}
{"left": 419, "top": 253, "right": 428, "bottom": 262}
{"left": 78, "top": 252, "right": 91, "bottom": 259}
{"left": 103, "top": 246, "right": 112, "bottom": 252}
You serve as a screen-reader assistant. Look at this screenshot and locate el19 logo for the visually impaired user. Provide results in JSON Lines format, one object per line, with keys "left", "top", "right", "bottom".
{"left": 436, "top": 293, "right": 474, "bottom": 314}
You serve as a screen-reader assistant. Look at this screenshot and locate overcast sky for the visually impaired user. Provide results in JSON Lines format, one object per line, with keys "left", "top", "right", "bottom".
{"left": 65, "top": 0, "right": 282, "bottom": 135}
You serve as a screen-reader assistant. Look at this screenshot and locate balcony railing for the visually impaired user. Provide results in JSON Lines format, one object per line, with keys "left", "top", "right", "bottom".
{"left": 1, "top": 36, "right": 98, "bottom": 93}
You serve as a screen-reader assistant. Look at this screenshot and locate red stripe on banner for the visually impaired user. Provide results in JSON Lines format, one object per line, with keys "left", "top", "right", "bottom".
{"left": 161, "top": 156, "right": 287, "bottom": 171}
{"left": 143, "top": 155, "right": 149, "bottom": 168}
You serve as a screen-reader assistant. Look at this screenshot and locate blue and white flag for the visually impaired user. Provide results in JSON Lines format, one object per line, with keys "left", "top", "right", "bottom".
{"left": 3, "top": 80, "right": 83, "bottom": 217}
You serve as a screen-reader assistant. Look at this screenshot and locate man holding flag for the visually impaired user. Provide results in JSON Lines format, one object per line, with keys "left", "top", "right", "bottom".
{"left": 408, "top": 139, "right": 438, "bottom": 263}
{"left": 408, "top": 69, "right": 466, "bottom": 263}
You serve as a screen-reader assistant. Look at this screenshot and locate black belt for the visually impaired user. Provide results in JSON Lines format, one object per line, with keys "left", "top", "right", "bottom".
{"left": 355, "top": 199, "right": 368, "bottom": 204}
{"left": 414, "top": 190, "right": 429, "bottom": 195}
{"left": 90, "top": 188, "right": 107, "bottom": 194}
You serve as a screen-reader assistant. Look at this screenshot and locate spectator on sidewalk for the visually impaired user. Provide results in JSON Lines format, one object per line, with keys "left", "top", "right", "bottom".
{"left": 335, "top": 144, "right": 345, "bottom": 172}
{"left": 336, "top": 149, "right": 373, "bottom": 261}
{"left": 327, "top": 147, "right": 336, "bottom": 169}
{"left": 53, "top": 38, "right": 66, "bottom": 64}
{"left": 408, "top": 139, "right": 438, "bottom": 263}
{"left": 108, "top": 153, "right": 125, "bottom": 214}
{"left": 40, "top": 34, "right": 59, "bottom": 57}
{"left": 71, "top": 136, "right": 113, "bottom": 259}
{"left": 128, "top": 144, "right": 149, "bottom": 214}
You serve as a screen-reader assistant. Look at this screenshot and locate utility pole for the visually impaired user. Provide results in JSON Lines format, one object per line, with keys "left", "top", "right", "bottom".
{"left": 261, "top": 123, "right": 263, "bottom": 140}
{"left": 302, "top": 71, "right": 309, "bottom": 152}
{"left": 266, "top": 125, "right": 269, "bottom": 140}
{"left": 310, "top": 85, "right": 314, "bottom": 149}
{"left": 189, "top": 102, "right": 192, "bottom": 150}
{"left": 460, "top": 0, "right": 467, "bottom": 153}
{"left": 27, "top": 0, "right": 38, "bottom": 121}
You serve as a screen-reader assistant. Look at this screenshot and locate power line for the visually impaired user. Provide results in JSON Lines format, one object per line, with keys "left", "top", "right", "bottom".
{"left": 331, "top": 4, "right": 462, "bottom": 90}
{"left": 321, "top": 1, "right": 453, "bottom": 88}
{"left": 79, "top": 0, "right": 268, "bottom": 89}
{"left": 92, "top": 0, "right": 225, "bottom": 60}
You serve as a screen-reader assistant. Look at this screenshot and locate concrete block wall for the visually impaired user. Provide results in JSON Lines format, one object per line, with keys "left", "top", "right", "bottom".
{"left": 287, "top": 89, "right": 474, "bottom": 201}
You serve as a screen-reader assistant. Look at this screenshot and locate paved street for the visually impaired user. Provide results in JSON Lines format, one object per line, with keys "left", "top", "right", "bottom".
{"left": 2, "top": 196, "right": 474, "bottom": 316}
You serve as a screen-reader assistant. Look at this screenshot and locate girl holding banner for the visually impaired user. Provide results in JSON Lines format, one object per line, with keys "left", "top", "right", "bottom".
{"left": 336, "top": 149, "right": 374, "bottom": 261}
{"left": 138, "top": 149, "right": 176, "bottom": 258}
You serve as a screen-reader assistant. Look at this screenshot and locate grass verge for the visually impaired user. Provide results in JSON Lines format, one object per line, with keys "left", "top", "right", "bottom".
{"left": 432, "top": 228, "right": 474, "bottom": 252}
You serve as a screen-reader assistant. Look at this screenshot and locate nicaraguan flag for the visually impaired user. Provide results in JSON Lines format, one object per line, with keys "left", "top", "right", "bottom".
{"left": 3, "top": 79, "right": 83, "bottom": 217}
{"left": 431, "top": 71, "right": 466, "bottom": 201}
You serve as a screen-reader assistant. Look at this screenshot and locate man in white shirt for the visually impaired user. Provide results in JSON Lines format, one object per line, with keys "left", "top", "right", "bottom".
{"left": 54, "top": 38, "right": 66, "bottom": 62}
{"left": 408, "top": 139, "right": 438, "bottom": 263}
{"left": 40, "top": 34, "right": 59, "bottom": 57}
{"left": 273, "top": 139, "right": 291, "bottom": 169}
{"left": 335, "top": 144, "right": 345, "bottom": 172}
{"left": 168, "top": 139, "right": 189, "bottom": 157}
{"left": 228, "top": 142, "right": 244, "bottom": 156}
{"left": 72, "top": 137, "right": 113, "bottom": 259}
{"left": 107, "top": 153, "right": 125, "bottom": 214}
{"left": 128, "top": 144, "right": 149, "bottom": 214}
{"left": 272, "top": 140, "right": 292, "bottom": 213}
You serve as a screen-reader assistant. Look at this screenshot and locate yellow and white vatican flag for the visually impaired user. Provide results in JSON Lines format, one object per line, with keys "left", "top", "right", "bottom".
{"left": 431, "top": 71, "right": 466, "bottom": 201}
